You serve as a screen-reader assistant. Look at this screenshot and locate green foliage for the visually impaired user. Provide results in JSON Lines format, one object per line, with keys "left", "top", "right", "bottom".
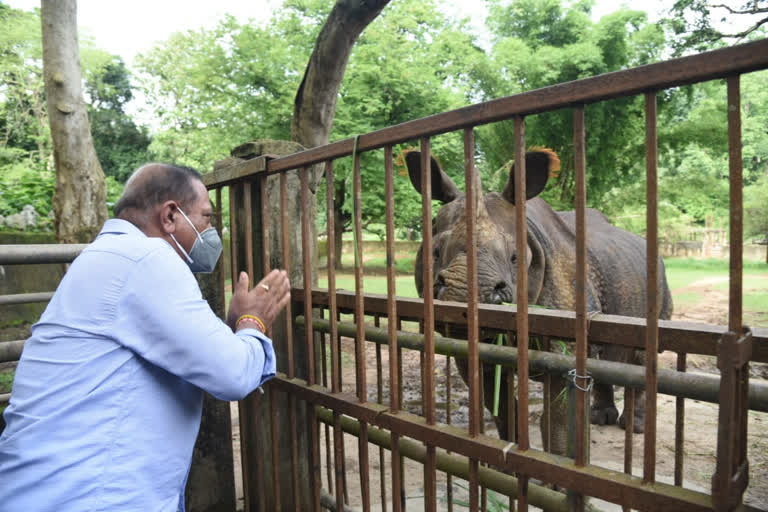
{"left": 0, "top": 160, "right": 55, "bottom": 230}
{"left": 745, "top": 172, "right": 768, "bottom": 240}
{"left": 475, "top": 1, "right": 667, "bottom": 207}
{"left": 0, "top": 3, "right": 143, "bottom": 232}
{"left": 86, "top": 56, "right": 153, "bottom": 182}
{"left": 0, "top": 369, "right": 13, "bottom": 394}
{"left": 665, "top": 0, "right": 768, "bottom": 55}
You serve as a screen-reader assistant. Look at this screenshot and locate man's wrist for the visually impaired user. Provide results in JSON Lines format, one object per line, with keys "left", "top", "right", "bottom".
{"left": 235, "top": 314, "right": 266, "bottom": 333}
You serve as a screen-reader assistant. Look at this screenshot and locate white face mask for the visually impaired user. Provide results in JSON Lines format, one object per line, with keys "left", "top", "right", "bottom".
{"left": 170, "top": 206, "right": 223, "bottom": 273}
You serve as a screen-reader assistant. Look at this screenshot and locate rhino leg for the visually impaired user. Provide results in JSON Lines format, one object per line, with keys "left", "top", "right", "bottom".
{"left": 619, "top": 389, "right": 646, "bottom": 433}
{"left": 593, "top": 345, "right": 647, "bottom": 432}
{"left": 590, "top": 383, "right": 620, "bottom": 426}
{"left": 618, "top": 349, "right": 647, "bottom": 433}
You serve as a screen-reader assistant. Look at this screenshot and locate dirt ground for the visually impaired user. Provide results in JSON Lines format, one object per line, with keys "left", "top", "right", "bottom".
{"left": 230, "top": 276, "right": 768, "bottom": 511}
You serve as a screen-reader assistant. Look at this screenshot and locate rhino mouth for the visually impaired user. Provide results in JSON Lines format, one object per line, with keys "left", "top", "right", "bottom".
{"left": 437, "top": 323, "right": 504, "bottom": 347}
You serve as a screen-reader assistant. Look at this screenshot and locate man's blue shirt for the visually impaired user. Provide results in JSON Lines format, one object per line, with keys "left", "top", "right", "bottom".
{"left": 0, "top": 219, "right": 276, "bottom": 511}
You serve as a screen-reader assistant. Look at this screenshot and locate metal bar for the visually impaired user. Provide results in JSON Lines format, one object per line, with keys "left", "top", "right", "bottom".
{"left": 301, "top": 288, "right": 768, "bottom": 361}
{"left": 326, "top": 160, "right": 340, "bottom": 394}
{"left": 320, "top": 315, "right": 333, "bottom": 493}
{"left": 243, "top": 181, "right": 254, "bottom": 283}
{"left": 445, "top": 353, "right": 454, "bottom": 512}
{"left": 229, "top": 186, "right": 239, "bottom": 293}
{"left": 712, "top": 74, "right": 750, "bottom": 512}
{"left": 351, "top": 147, "right": 371, "bottom": 512}
{"left": 385, "top": 146, "right": 399, "bottom": 412}
{"left": 216, "top": 188, "right": 226, "bottom": 319}
{"left": 353, "top": 149, "right": 365, "bottom": 399}
{"left": 310, "top": 406, "right": 322, "bottom": 511}
{"left": 300, "top": 166, "right": 321, "bottom": 511}
{"left": 280, "top": 172, "right": 296, "bottom": 377}
{"left": 0, "top": 244, "right": 87, "bottom": 264}
{"left": 463, "top": 128, "right": 480, "bottom": 512}
{"left": 375, "top": 315, "right": 388, "bottom": 512}
{"left": 675, "top": 353, "right": 687, "bottom": 487}
{"left": 0, "top": 292, "right": 54, "bottom": 305}
{"left": 270, "top": 387, "right": 282, "bottom": 512}
{"left": 539, "top": 336, "right": 548, "bottom": 450}
{"left": 643, "top": 91, "right": 660, "bottom": 484}
{"left": 301, "top": 168, "right": 315, "bottom": 386}
{"left": 623, "top": 387, "right": 635, "bottom": 512}
{"left": 334, "top": 412, "right": 345, "bottom": 512}
{"left": 384, "top": 145, "right": 402, "bottom": 512}
{"left": 727, "top": 76, "right": 743, "bottom": 337}
{"left": 391, "top": 432, "right": 402, "bottom": 512}
{"left": 0, "top": 340, "right": 25, "bottom": 364}
{"left": 232, "top": 41, "right": 768, "bottom": 179}
{"left": 296, "top": 317, "right": 768, "bottom": 412}
{"left": 272, "top": 375, "right": 714, "bottom": 512}
{"left": 573, "top": 106, "right": 589, "bottom": 471}
{"left": 513, "top": 117, "right": 530, "bottom": 512}
{"left": 260, "top": 174, "right": 271, "bottom": 278}
{"left": 419, "top": 136, "right": 437, "bottom": 512}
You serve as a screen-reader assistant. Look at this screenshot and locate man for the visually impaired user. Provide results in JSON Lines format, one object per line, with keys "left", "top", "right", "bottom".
{"left": 0, "top": 163, "right": 290, "bottom": 511}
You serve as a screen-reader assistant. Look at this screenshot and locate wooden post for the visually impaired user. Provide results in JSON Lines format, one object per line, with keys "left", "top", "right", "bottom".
{"left": 225, "top": 139, "right": 318, "bottom": 511}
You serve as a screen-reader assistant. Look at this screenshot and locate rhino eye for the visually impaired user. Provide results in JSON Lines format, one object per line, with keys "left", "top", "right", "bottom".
{"left": 433, "top": 247, "right": 440, "bottom": 261}
{"left": 511, "top": 253, "right": 518, "bottom": 265}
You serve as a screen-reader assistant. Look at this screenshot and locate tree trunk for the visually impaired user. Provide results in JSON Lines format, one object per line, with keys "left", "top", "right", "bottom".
{"left": 41, "top": 0, "right": 107, "bottom": 243}
{"left": 291, "top": 0, "right": 391, "bottom": 153}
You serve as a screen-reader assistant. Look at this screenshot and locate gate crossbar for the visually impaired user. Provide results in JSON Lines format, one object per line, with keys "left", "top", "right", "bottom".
{"left": 295, "top": 316, "right": 768, "bottom": 412}
{"left": 272, "top": 374, "right": 713, "bottom": 512}
{"left": 299, "top": 288, "right": 768, "bottom": 362}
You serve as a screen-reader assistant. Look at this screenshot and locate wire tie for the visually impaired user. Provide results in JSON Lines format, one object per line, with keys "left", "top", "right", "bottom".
{"left": 567, "top": 368, "right": 594, "bottom": 392}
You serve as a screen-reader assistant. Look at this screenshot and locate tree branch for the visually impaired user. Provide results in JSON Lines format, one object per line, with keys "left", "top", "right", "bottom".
{"left": 709, "top": 3, "right": 768, "bottom": 15}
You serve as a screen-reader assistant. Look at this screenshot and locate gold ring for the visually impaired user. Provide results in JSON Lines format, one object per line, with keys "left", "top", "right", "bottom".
{"left": 259, "top": 283, "right": 270, "bottom": 291}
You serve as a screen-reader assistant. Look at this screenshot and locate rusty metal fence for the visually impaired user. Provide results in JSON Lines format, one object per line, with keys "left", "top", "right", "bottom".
{"left": 1, "top": 39, "right": 768, "bottom": 512}
{"left": 202, "top": 39, "right": 768, "bottom": 512}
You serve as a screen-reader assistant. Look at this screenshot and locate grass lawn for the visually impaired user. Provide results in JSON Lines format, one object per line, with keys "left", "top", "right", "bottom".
{"left": 317, "top": 274, "right": 418, "bottom": 298}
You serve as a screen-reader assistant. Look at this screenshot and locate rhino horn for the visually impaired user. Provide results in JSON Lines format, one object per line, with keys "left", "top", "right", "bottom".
{"left": 465, "top": 166, "right": 490, "bottom": 221}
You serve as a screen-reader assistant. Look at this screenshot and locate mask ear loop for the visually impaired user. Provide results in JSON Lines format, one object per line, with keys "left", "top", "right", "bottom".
{"left": 175, "top": 206, "right": 204, "bottom": 244}
{"left": 170, "top": 233, "right": 194, "bottom": 264}
{"left": 170, "top": 204, "right": 197, "bottom": 264}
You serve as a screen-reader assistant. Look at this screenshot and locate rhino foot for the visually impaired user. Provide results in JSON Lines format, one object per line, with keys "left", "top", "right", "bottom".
{"left": 619, "top": 413, "right": 645, "bottom": 433}
{"left": 590, "top": 404, "right": 619, "bottom": 426}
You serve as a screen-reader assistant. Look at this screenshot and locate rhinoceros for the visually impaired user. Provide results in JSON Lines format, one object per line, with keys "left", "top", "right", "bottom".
{"left": 406, "top": 148, "right": 673, "bottom": 455}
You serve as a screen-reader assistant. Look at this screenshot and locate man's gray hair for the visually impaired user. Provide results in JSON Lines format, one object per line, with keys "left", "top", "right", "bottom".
{"left": 114, "top": 163, "right": 203, "bottom": 218}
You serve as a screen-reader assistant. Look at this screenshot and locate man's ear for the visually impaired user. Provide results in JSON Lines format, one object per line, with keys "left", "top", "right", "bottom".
{"left": 502, "top": 148, "right": 560, "bottom": 203}
{"left": 158, "top": 201, "right": 178, "bottom": 234}
{"left": 405, "top": 151, "right": 461, "bottom": 204}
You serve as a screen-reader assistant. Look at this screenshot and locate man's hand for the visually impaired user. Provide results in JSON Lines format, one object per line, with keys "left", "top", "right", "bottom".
{"left": 227, "top": 270, "right": 291, "bottom": 333}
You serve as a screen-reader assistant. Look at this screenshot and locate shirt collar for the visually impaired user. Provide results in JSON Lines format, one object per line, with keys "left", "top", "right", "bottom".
{"left": 97, "top": 218, "right": 148, "bottom": 239}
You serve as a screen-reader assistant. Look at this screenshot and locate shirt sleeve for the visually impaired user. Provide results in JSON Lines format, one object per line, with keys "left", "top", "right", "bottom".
{"left": 112, "top": 244, "right": 276, "bottom": 401}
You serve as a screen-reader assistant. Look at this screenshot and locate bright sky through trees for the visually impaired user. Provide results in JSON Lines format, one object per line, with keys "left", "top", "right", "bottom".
{"left": 6, "top": 0, "right": 675, "bottom": 65}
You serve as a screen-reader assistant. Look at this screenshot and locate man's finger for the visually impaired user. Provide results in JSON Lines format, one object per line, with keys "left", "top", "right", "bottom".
{"left": 236, "top": 271, "right": 249, "bottom": 293}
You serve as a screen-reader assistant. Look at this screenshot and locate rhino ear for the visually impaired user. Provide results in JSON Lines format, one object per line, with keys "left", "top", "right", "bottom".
{"left": 405, "top": 151, "right": 461, "bottom": 204}
{"left": 502, "top": 148, "right": 560, "bottom": 203}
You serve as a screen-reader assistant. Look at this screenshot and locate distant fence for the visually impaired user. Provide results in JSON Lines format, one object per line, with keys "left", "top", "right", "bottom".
{"left": 661, "top": 242, "right": 765, "bottom": 261}
{"left": 315, "top": 239, "right": 766, "bottom": 262}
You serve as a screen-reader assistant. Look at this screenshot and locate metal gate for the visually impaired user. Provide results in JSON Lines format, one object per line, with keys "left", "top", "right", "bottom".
{"left": 204, "top": 39, "right": 768, "bottom": 512}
